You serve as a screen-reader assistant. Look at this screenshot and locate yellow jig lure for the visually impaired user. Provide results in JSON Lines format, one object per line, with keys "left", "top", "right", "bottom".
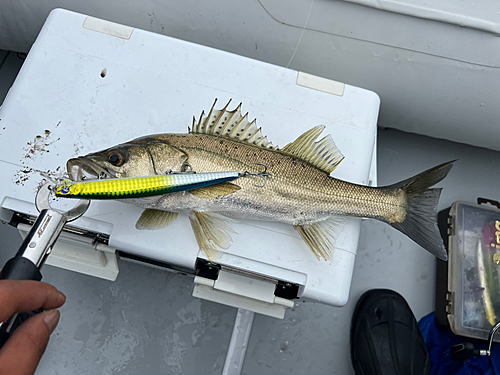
{"left": 55, "top": 172, "right": 241, "bottom": 199}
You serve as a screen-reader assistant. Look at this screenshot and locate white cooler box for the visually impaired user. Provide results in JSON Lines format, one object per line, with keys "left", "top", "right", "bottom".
{"left": 0, "top": 9, "right": 379, "bottom": 318}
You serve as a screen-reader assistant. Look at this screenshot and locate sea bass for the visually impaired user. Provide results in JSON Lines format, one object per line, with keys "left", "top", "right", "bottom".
{"left": 66, "top": 101, "right": 453, "bottom": 261}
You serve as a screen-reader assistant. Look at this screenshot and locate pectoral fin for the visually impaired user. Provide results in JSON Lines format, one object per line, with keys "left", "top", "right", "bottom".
{"left": 294, "top": 216, "right": 347, "bottom": 261}
{"left": 136, "top": 209, "right": 178, "bottom": 230}
{"left": 189, "top": 210, "right": 237, "bottom": 260}
{"left": 190, "top": 182, "right": 241, "bottom": 200}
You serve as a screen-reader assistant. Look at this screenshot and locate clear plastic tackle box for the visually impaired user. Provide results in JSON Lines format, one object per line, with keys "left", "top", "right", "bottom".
{"left": 447, "top": 201, "right": 500, "bottom": 341}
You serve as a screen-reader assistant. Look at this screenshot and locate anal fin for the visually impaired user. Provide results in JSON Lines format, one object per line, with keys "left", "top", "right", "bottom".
{"left": 189, "top": 210, "right": 236, "bottom": 260}
{"left": 136, "top": 209, "right": 178, "bottom": 230}
{"left": 190, "top": 181, "right": 240, "bottom": 200}
{"left": 294, "top": 216, "right": 347, "bottom": 261}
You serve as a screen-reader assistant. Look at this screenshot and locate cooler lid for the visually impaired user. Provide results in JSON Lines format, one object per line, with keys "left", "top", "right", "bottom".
{"left": 0, "top": 9, "right": 379, "bottom": 307}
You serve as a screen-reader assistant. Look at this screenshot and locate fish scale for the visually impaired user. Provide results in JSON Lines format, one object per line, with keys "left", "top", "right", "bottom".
{"left": 154, "top": 133, "right": 404, "bottom": 224}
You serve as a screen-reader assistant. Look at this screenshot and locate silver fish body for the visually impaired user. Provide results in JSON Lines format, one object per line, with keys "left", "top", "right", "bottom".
{"left": 67, "top": 101, "right": 453, "bottom": 261}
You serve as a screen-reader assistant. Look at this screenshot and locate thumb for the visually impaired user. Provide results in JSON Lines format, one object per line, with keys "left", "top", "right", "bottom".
{"left": 0, "top": 309, "right": 60, "bottom": 375}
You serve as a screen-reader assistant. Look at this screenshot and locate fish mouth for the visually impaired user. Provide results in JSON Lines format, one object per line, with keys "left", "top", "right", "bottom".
{"left": 66, "top": 158, "right": 115, "bottom": 181}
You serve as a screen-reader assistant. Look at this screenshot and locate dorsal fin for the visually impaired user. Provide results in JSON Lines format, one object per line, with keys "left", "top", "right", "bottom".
{"left": 281, "top": 126, "right": 344, "bottom": 174}
{"left": 190, "top": 100, "right": 344, "bottom": 173}
{"left": 189, "top": 99, "right": 277, "bottom": 149}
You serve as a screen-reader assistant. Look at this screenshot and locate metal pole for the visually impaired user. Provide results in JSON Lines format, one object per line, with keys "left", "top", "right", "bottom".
{"left": 221, "top": 309, "right": 255, "bottom": 375}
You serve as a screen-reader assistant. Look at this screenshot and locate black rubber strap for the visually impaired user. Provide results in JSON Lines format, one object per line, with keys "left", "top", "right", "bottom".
{"left": 0, "top": 257, "right": 43, "bottom": 349}
{"left": 0, "top": 257, "right": 42, "bottom": 281}
{"left": 0, "top": 329, "right": 9, "bottom": 349}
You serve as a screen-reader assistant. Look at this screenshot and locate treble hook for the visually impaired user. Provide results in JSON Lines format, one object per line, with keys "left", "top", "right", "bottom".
{"left": 255, "top": 163, "right": 268, "bottom": 174}
{"left": 181, "top": 162, "right": 195, "bottom": 173}
{"left": 239, "top": 163, "right": 271, "bottom": 188}
{"left": 165, "top": 162, "right": 197, "bottom": 175}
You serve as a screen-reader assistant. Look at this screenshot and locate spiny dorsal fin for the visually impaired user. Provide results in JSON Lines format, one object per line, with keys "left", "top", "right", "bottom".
{"left": 136, "top": 209, "right": 178, "bottom": 230}
{"left": 281, "top": 126, "right": 344, "bottom": 174}
{"left": 294, "top": 216, "right": 347, "bottom": 261}
{"left": 190, "top": 99, "right": 277, "bottom": 149}
{"left": 188, "top": 210, "right": 237, "bottom": 260}
{"left": 190, "top": 181, "right": 241, "bottom": 200}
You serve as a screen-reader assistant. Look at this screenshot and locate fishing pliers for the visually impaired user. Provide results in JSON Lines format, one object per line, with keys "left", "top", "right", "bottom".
{"left": 0, "top": 181, "right": 90, "bottom": 348}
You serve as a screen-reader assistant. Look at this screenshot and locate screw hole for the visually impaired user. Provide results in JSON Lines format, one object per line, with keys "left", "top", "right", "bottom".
{"left": 100, "top": 68, "right": 107, "bottom": 78}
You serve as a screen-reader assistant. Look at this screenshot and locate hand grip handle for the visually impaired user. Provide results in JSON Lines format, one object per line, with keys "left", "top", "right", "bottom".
{"left": 0, "top": 256, "right": 42, "bottom": 281}
{"left": 0, "top": 257, "right": 44, "bottom": 350}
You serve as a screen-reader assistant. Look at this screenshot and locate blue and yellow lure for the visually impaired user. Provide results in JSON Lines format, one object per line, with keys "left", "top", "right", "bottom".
{"left": 55, "top": 172, "right": 240, "bottom": 199}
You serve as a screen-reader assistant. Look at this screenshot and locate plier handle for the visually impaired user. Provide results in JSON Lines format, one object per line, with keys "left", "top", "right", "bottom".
{"left": 0, "top": 181, "right": 90, "bottom": 347}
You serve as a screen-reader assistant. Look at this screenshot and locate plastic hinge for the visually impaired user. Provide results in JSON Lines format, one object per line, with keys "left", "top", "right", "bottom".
{"left": 192, "top": 271, "right": 294, "bottom": 319}
{"left": 17, "top": 223, "right": 119, "bottom": 281}
{"left": 446, "top": 291, "right": 454, "bottom": 313}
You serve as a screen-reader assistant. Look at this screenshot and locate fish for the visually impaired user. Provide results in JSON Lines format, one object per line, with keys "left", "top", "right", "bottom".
{"left": 66, "top": 100, "right": 454, "bottom": 261}
{"left": 55, "top": 172, "right": 242, "bottom": 199}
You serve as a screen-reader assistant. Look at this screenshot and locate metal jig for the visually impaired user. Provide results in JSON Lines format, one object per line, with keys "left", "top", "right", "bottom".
{"left": 239, "top": 163, "right": 271, "bottom": 188}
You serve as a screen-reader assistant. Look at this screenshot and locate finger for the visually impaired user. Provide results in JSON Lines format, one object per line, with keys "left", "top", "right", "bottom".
{"left": 0, "top": 309, "right": 60, "bottom": 375}
{"left": 0, "top": 281, "right": 65, "bottom": 322}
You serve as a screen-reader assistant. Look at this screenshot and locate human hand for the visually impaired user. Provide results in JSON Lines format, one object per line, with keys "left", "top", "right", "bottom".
{"left": 0, "top": 280, "right": 66, "bottom": 375}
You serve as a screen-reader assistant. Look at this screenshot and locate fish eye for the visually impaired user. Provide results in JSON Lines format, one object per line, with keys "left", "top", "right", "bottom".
{"left": 107, "top": 150, "right": 125, "bottom": 166}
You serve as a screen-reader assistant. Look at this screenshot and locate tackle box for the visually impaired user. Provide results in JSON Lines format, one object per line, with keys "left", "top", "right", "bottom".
{"left": 438, "top": 200, "right": 500, "bottom": 341}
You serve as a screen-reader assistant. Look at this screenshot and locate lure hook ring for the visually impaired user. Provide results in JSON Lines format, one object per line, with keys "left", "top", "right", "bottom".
{"left": 36, "top": 181, "right": 90, "bottom": 222}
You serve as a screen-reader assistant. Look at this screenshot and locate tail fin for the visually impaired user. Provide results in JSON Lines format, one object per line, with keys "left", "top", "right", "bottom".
{"left": 387, "top": 161, "right": 455, "bottom": 261}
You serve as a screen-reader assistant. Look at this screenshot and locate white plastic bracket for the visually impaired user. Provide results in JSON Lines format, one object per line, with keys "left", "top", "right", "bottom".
{"left": 17, "top": 223, "right": 119, "bottom": 281}
{"left": 296, "top": 72, "right": 345, "bottom": 97}
{"left": 82, "top": 16, "right": 134, "bottom": 39}
{"left": 193, "top": 270, "right": 294, "bottom": 319}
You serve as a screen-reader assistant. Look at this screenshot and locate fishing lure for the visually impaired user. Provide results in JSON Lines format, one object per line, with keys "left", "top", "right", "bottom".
{"left": 55, "top": 171, "right": 243, "bottom": 199}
